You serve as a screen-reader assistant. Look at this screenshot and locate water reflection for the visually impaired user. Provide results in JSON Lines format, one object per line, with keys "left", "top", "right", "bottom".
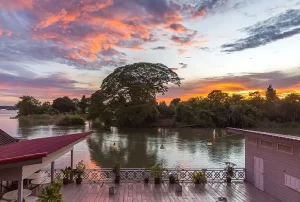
{"left": 3, "top": 110, "right": 299, "bottom": 169}
{"left": 86, "top": 127, "right": 246, "bottom": 169}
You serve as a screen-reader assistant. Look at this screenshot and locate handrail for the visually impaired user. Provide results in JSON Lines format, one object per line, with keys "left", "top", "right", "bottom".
{"left": 42, "top": 168, "right": 245, "bottom": 182}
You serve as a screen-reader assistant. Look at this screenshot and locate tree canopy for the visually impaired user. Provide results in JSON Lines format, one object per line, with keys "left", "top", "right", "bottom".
{"left": 16, "top": 96, "right": 42, "bottom": 116}
{"left": 89, "top": 62, "right": 181, "bottom": 127}
{"left": 100, "top": 62, "right": 181, "bottom": 103}
{"left": 52, "top": 96, "right": 76, "bottom": 113}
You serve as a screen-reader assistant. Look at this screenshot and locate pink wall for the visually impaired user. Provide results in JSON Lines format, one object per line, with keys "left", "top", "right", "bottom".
{"left": 244, "top": 132, "right": 300, "bottom": 202}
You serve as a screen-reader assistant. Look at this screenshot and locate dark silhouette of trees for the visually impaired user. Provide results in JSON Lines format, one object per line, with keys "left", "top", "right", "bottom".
{"left": 52, "top": 96, "right": 76, "bottom": 113}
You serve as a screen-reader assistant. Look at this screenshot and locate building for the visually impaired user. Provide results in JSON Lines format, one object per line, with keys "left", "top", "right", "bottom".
{"left": 228, "top": 127, "right": 300, "bottom": 202}
{"left": 0, "top": 131, "right": 93, "bottom": 202}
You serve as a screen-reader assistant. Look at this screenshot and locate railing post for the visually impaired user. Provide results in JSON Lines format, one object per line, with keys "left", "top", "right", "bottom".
{"left": 51, "top": 161, "right": 55, "bottom": 183}
{"left": 71, "top": 150, "right": 74, "bottom": 169}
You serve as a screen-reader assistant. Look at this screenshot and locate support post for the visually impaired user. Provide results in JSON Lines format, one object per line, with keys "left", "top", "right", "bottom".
{"left": 71, "top": 150, "right": 74, "bottom": 169}
{"left": 70, "top": 150, "right": 74, "bottom": 182}
{"left": 17, "top": 179, "right": 23, "bottom": 202}
{"left": 51, "top": 161, "right": 55, "bottom": 183}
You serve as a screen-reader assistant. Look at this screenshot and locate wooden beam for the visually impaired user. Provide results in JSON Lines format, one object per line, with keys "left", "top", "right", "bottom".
{"left": 0, "top": 167, "right": 22, "bottom": 181}
{"left": 0, "top": 158, "right": 42, "bottom": 170}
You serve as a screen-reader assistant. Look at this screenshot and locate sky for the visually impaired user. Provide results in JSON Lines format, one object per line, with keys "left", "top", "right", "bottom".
{"left": 1, "top": 0, "right": 300, "bottom": 105}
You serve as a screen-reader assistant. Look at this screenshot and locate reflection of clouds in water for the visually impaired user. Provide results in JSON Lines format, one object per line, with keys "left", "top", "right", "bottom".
{"left": 3, "top": 113, "right": 250, "bottom": 168}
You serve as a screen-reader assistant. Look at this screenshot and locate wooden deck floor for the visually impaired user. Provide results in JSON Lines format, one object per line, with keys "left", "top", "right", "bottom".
{"left": 61, "top": 182, "right": 280, "bottom": 202}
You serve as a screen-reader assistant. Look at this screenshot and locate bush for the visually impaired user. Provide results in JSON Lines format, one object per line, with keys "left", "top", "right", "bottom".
{"left": 192, "top": 171, "right": 207, "bottom": 184}
{"left": 57, "top": 115, "right": 85, "bottom": 126}
{"left": 37, "top": 180, "right": 63, "bottom": 202}
{"left": 71, "top": 115, "right": 85, "bottom": 125}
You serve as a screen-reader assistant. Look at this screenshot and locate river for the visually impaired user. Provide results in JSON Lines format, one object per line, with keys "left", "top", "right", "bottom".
{"left": 1, "top": 110, "right": 300, "bottom": 169}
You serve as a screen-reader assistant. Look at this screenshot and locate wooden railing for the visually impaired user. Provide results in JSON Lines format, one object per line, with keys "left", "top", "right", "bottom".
{"left": 43, "top": 168, "right": 245, "bottom": 182}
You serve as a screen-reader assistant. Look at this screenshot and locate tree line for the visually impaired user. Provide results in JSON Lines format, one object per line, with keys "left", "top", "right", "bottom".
{"left": 17, "top": 95, "right": 90, "bottom": 116}
{"left": 16, "top": 62, "right": 300, "bottom": 128}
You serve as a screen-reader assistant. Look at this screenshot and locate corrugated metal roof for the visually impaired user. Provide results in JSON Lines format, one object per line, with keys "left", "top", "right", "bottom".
{"left": 0, "top": 129, "right": 18, "bottom": 146}
{"left": 0, "top": 131, "right": 93, "bottom": 164}
{"left": 227, "top": 127, "right": 300, "bottom": 141}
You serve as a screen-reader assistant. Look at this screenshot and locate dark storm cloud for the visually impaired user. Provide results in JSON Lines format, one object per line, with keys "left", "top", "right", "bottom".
{"left": 0, "top": 72, "right": 78, "bottom": 89}
{"left": 171, "top": 30, "right": 198, "bottom": 45}
{"left": 169, "top": 23, "right": 187, "bottom": 32}
{"left": 192, "top": 0, "right": 250, "bottom": 18}
{"left": 222, "top": 9, "right": 300, "bottom": 52}
{"left": 179, "top": 63, "right": 188, "bottom": 68}
{"left": 151, "top": 46, "right": 167, "bottom": 50}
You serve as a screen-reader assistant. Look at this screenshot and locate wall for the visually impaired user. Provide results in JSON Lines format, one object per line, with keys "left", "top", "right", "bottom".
{"left": 245, "top": 133, "right": 300, "bottom": 202}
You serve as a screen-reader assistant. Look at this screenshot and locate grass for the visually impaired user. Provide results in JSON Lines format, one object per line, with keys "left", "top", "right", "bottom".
{"left": 57, "top": 115, "right": 85, "bottom": 126}
{"left": 18, "top": 114, "right": 86, "bottom": 126}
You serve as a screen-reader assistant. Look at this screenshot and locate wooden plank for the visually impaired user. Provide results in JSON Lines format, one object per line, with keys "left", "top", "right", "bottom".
{"left": 60, "top": 182, "right": 280, "bottom": 202}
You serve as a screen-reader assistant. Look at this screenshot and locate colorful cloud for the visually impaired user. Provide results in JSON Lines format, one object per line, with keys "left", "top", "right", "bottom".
{"left": 0, "top": 0, "right": 300, "bottom": 105}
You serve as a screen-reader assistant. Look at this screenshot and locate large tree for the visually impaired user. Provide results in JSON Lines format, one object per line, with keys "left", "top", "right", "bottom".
{"left": 52, "top": 96, "right": 76, "bottom": 113}
{"left": 16, "top": 96, "right": 41, "bottom": 116}
{"left": 79, "top": 95, "right": 90, "bottom": 113}
{"left": 100, "top": 62, "right": 181, "bottom": 103}
{"left": 89, "top": 62, "right": 181, "bottom": 126}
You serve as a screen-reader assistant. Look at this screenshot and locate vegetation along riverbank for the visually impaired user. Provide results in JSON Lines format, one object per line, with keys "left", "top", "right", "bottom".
{"left": 14, "top": 62, "right": 300, "bottom": 128}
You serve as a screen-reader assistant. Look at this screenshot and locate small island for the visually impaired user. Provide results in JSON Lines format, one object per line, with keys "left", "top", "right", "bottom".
{"left": 13, "top": 62, "right": 300, "bottom": 128}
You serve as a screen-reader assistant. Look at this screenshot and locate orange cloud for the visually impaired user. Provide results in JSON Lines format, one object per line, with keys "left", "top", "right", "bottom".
{"left": 166, "top": 23, "right": 187, "bottom": 32}
{"left": 192, "top": 9, "right": 206, "bottom": 19}
{"left": 0, "top": 0, "right": 33, "bottom": 9}
{"left": 39, "top": 8, "right": 81, "bottom": 28}
{"left": 89, "top": 54, "right": 98, "bottom": 60}
{"left": 82, "top": 0, "right": 114, "bottom": 12}
{"left": 178, "top": 49, "right": 187, "bottom": 55}
{"left": 66, "top": 52, "right": 81, "bottom": 60}
{"left": 0, "top": 26, "right": 12, "bottom": 36}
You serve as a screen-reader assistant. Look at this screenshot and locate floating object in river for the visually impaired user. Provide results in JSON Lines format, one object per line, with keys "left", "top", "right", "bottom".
{"left": 160, "top": 144, "right": 165, "bottom": 149}
{"left": 207, "top": 141, "right": 213, "bottom": 146}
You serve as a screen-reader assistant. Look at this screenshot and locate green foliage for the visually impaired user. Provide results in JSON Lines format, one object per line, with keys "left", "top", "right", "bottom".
{"left": 157, "top": 101, "right": 175, "bottom": 119}
{"left": 100, "top": 62, "right": 181, "bottom": 103}
{"left": 37, "top": 180, "right": 63, "bottom": 202}
{"left": 170, "top": 98, "right": 181, "bottom": 107}
{"left": 88, "top": 62, "right": 181, "bottom": 127}
{"left": 224, "top": 162, "right": 236, "bottom": 177}
{"left": 79, "top": 95, "right": 90, "bottom": 113}
{"left": 266, "top": 85, "right": 279, "bottom": 103}
{"left": 57, "top": 115, "right": 85, "bottom": 126}
{"left": 115, "top": 103, "right": 160, "bottom": 127}
{"left": 192, "top": 171, "right": 207, "bottom": 184}
{"left": 150, "top": 164, "right": 166, "bottom": 179}
{"left": 17, "top": 95, "right": 42, "bottom": 116}
{"left": 169, "top": 173, "right": 178, "bottom": 183}
{"left": 61, "top": 167, "right": 72, "bottom": 178}
{"left": 52, "top": 96, "right": 76, "bottom": 113}
{"left": 74, "top": 160, "right": 86, "bottom": 178}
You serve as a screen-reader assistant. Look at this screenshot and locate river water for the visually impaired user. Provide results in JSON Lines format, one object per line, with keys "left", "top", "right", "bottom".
{"left": 1, "top": 110, "right": 299, "bottom": 169}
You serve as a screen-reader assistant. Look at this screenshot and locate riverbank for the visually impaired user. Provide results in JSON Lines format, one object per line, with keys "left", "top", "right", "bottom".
{"left": 14, "top": 115, "right": 300, "bottom": 128}
{"left": 17, "top": 114, "right": 86, "bottom": 126}
{"left": 156, "top": 118, "right": 300, "bottom": 128}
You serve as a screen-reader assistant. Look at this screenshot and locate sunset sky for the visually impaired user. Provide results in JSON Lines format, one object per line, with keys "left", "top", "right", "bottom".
{"left": 1, "top": 0, "right": 300, "bottom": 105}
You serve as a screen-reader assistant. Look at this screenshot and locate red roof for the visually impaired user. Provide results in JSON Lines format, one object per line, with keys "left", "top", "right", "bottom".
{"left": 0, "top": 129, "right": 18, "bottom": 146}
{"left": 0, "top": 131, "right": 93, "bottom": 165}
{"left": 227, "top": 127, "right": 300, "bottom": 141}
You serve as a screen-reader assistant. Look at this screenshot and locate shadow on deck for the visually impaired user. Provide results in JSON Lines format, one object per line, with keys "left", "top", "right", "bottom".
{"left": 62, "top": 181, "right": 280, "bottom": 202}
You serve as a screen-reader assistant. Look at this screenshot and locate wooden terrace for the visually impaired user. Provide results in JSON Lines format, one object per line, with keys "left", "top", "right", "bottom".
{"left": 62, "top": 182, "right": 280, "bottom": 202}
